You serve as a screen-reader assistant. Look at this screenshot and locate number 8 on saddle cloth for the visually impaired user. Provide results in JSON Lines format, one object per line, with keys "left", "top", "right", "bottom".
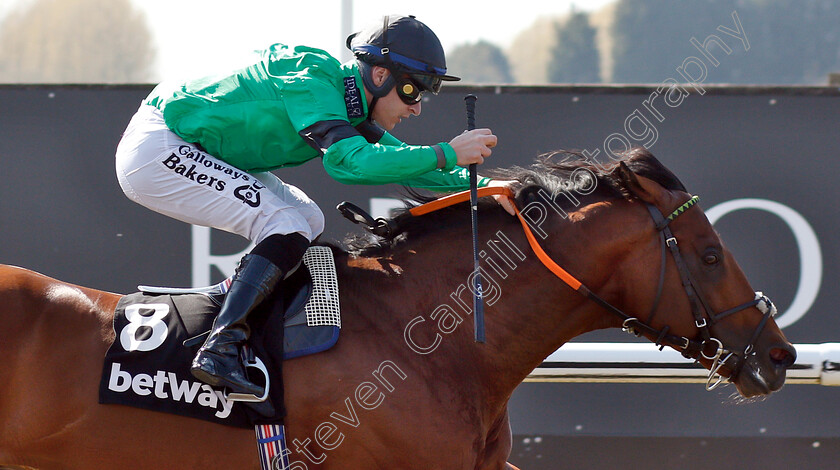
{"left": 98, "top": 246, "right": 341, "bottom": 428}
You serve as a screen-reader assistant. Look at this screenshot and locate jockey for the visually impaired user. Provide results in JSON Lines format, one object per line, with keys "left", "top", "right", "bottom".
{"left": 115, "top": 15, "right": 504, "bottom": 398}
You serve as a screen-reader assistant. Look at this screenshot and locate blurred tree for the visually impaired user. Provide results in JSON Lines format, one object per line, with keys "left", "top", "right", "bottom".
{"left": 507, "top": 16, "right": 561, "bottom": 84}
{"left": 547, "top": 10, "right": 601, "bottom": 83}
{"left": 447, "top": 40, "right": 513, "bottom": 84}
{"left": 733, "top": 0, "right": 840, "bottom": 84}
{"left": 609, "top": 0, "right": 738, "bottom": 83}
{"left": 0, "top": 0, "right": 155, "bottom": 83}
{"left": 607, "top": 0, "right": 840, "bottom": 84}
{"left": 589, "top": 1, "right": 618, "bottom": 82}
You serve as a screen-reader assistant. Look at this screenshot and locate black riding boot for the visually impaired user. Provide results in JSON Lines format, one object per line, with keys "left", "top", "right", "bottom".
{"left": 190, "top": 254, "right": 281, "bottom": 396}
{"left": 190, "top": 233, "right": 309, "bottom": 396}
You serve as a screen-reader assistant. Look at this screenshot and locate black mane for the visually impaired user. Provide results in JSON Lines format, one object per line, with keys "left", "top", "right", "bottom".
{"left": 337, "top": 148, "right": 687, "bottom": 256}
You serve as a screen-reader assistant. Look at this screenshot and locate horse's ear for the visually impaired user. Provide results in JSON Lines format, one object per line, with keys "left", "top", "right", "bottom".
{"left": 617, "top": 161, "right": 665, "bottom": 205}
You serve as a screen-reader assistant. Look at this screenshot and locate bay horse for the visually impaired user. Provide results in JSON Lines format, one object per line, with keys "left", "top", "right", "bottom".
{"left": 0, "top": 149, "right": 795, "bottom": 469}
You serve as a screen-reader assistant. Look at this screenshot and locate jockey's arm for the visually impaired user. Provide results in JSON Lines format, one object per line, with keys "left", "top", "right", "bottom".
{"left": 301, "top": 119, "right": 490, "bottom": 192}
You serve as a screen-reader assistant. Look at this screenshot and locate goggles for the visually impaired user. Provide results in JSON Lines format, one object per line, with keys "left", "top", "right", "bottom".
{"left": 396, "top": 76, "right": 426, "bottom": 105}
{"left": 407, "top": 72, "right": 443, "bottom": 95}
{"left": 395, "top": 72, "right": 446, "bottom": 105}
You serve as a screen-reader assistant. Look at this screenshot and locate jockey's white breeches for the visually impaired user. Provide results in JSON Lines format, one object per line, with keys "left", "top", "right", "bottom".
{"left": 115, "top": 104, "right": 325, "bottom": 244}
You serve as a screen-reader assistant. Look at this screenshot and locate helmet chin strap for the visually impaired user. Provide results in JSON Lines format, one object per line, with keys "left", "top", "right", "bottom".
{"left": 358, "top": 60, "right": 394, "bottom": 120}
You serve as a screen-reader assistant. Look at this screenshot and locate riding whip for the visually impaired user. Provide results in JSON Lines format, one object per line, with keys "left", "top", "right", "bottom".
{"left": 464, "top": 94, "right": 485, "bottom": 343}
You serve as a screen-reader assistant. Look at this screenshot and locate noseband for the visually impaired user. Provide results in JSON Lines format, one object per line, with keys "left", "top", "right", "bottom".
{"left": 405, "top": 187, "right": 778, "bottom": 390}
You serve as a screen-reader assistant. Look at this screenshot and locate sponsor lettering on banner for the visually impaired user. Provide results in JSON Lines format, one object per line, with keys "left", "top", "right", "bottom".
{"left": 107, "top": 362, "right": 235, "bottom": 419}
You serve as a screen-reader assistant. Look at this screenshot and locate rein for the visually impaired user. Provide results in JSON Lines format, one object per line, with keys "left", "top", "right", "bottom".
{"left": 408, "top": 187, "right": 777, "bottom": 390}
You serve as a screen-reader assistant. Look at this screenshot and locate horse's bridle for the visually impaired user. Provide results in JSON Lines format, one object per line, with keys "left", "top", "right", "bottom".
{"left": 407, "top": 187, "right": 778, "bottom": 390}
{"left": 636, "top": 196, "right": 778, "bottom": 389}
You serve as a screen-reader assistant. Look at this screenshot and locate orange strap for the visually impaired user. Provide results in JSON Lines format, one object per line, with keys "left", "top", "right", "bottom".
{"left": 513, "top": 209, "right": 583, "bottom": 291}
{"left": 408, "top": 187, "right": 584, "bottom": 291}
{"left": 408, "top": 186, "right": 513, "bottom": 216}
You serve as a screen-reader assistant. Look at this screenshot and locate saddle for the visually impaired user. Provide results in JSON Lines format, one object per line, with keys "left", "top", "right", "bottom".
{"left": 98, "top": 246, "right": 341, "bottom": 428}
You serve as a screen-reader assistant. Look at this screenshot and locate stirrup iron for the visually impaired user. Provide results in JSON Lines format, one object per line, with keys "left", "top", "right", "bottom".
{"left": 224, "top": 346, "right": 271, "bottom": 403}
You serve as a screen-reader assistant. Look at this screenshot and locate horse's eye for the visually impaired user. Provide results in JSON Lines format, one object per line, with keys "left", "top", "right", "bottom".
{"left": 703, "top": 253, "right": 720, "bottom": 265}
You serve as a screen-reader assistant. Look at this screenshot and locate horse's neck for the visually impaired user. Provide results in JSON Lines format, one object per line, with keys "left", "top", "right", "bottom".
{"left": 425, "top": 202, "right": 650, "bottom": 407}
{"left": 461, "top": 217, "right": 616, "bottom": 400}
{"left": 343, "top": 210, "right": 623, "bottom": 410}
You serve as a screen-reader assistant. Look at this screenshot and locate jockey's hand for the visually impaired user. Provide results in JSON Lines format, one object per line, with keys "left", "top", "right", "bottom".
{"left": 449, "top": 128, "right": 497, "bottom": 166}
{"left": 485, "top": 179, "right": 517, "bottom": 216}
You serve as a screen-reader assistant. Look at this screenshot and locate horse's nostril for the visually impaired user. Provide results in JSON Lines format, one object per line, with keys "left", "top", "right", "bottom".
{"left": 770, "top": 345, "right": 796, "bottom": 368}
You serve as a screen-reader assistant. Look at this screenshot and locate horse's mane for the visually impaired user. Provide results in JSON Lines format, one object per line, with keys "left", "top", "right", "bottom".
{"left": 335, "top": 148, "right": 687, "bottom": 257}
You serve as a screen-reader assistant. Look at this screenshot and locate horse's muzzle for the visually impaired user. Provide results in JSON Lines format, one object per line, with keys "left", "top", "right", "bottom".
{"left": 731, "top": 342, "right": 797, "bottom": 397}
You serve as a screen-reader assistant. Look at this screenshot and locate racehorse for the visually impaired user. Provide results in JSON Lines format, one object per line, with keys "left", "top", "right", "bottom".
{"left": 0, "top": 149, "right": 796, "bottom": 469}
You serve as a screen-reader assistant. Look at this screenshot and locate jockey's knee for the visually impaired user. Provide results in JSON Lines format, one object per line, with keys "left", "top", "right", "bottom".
{"left": 305, "top": 205, "right": 326, "bottom": 241}
{"left": 255, "top": 207, "right": 321, "bottom": 245}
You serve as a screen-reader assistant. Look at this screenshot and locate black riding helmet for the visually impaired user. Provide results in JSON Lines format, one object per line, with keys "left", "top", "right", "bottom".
{"left": 347, "top": 15, "right": 460, "bottom": 111}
